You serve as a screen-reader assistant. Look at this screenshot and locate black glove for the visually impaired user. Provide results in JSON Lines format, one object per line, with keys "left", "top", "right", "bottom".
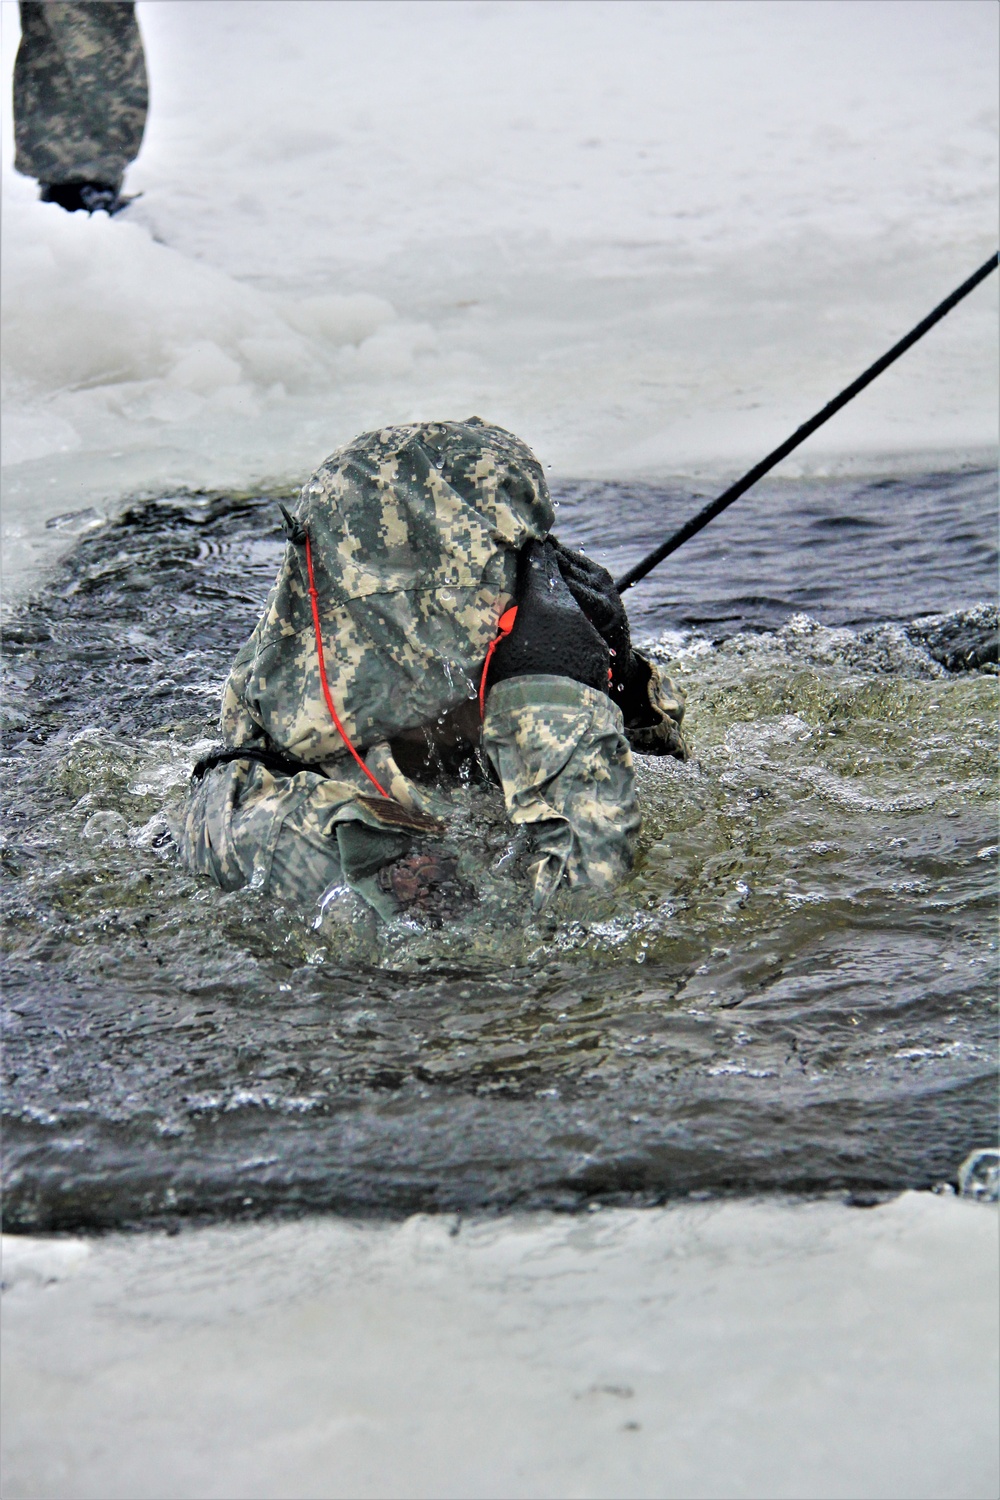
{"left": 487, "top": 539, "right": 610, "bottom": 694}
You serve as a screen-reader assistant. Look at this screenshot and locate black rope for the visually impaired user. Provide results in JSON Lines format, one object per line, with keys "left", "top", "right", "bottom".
{"left": 616, "top": 251, "right": 999, "bottom": 594}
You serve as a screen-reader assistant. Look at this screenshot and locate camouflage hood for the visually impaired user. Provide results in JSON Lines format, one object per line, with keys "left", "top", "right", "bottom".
{"left": 222, "top": 419, "right": 554, "bottom": 762}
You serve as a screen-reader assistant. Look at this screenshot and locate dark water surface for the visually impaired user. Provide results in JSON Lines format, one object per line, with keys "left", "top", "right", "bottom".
{"left": 2, "top": 468, "right": 997, "bottom": 1229}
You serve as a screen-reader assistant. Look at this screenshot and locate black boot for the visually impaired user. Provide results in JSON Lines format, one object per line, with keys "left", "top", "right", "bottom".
{"left": 39, "top": 181, "right": 134, "bottom": 215}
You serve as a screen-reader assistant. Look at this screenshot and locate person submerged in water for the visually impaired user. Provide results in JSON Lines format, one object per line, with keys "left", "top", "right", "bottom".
{"left": 180, "top": 419, "right": 688, "bottom": 924}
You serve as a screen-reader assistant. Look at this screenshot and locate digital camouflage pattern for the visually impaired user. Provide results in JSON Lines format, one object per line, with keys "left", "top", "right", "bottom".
{"left": 182, "top": 418, "right": 686, "bottom": 917}
{"left": 182, "top": 673, "right": 640, "bottom": 918}
{"left": 180, "top": 750, "right": 433, "bottom": 922}
{"left": 628, "top": 660, "right": 688, "bottom": 759}
{"left": 14, "top": 2, "right": 147, "bottom": 187}
{"left": 481, "top": 675, "right": 639, "bottom": 909}
{"left": 221, "top": 418, "right": 553, "bottom": 760}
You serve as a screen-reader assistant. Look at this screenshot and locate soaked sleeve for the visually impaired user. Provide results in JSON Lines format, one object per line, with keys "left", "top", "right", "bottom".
{"left": 481, "top": 674, "right": 639, "bottom": 909}
{"left": 624, "top": 653, "right": 689, "bottom": 761}
{"left": 178, "top": 754, "right": 428, "bottom": 920}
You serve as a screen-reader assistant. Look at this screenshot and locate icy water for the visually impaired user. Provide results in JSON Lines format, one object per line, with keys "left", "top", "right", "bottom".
{"left": 1, "top": 469, "right": 997, "bottom": 1231}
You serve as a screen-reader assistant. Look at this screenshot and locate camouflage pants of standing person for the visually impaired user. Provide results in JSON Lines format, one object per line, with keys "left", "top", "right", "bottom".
{"left": 14, "top": 1, "right": 148, "bottom": 189}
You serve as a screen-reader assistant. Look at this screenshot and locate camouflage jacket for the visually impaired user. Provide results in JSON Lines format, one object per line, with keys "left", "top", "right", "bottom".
{"left": 181, "top": 420, "right": 685, "bottom": 918}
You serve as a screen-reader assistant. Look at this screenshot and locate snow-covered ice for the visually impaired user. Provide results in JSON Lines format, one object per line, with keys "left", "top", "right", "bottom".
{"left": 1, "top": 0, "right": 997, "bottom": 599}
{"left": 2, "top": 1194, "right": 997, "bottom": 1500}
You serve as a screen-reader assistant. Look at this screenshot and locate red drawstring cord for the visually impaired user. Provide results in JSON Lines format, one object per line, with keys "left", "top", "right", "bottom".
{"left": 303, "top": 532, "right": 390, "bottom": 799}
{"left": 479, "top": 606, "right": 518, "bottom": 719}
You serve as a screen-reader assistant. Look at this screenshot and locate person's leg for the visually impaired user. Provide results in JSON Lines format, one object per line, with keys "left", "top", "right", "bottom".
{"left": 14, "top": 1, "right": 148, "bottom": 211}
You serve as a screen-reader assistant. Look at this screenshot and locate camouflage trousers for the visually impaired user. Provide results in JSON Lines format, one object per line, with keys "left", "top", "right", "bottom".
{"left": 181, "top": 676, "right": 639, "bottom": 920}
{"left": 14, "top": 1, "right": 147, "bottom": 187}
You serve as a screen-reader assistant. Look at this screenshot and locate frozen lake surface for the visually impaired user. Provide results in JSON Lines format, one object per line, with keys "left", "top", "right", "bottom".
{"left": 2, "top": 1193, "right": 997, "bottom": 1500}
{"left": 0, "top": 0, "right": 997, "bottom": 1211}
{"left": 1, "top": 0, "right": 997, "bottom": 597}
{"left": 1, "top": 0, "right": 997, "bottom": 1231}
{"left": 2, "top": 470, "right": 996, "bottom": 1229}
{"left": 1, "top": 7, "right": 997, "bottom": 1494}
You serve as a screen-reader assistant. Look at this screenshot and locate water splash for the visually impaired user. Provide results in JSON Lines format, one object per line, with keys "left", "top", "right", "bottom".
{"left": 1, "top": 486, "right": 996, "bottom": 1228}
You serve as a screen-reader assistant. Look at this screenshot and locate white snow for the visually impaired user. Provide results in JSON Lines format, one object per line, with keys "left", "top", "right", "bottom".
{"left": 2, "top": 1194, "right": 997, "bottom": 1500}
{"left": 1, "top": 0, "right": 997, "bottom": 599}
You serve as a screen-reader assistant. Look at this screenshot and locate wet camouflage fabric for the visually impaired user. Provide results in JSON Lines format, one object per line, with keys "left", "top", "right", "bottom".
{"left": 182, "top": 674, "right": 640, "bottom": 918}
{"left": 179, "top": 749, "right": 429, "bottom": 922}
{"left": 481, "top": 675, "right": 639, "bottom": 909}
{"left": 183, "top": 418, "right": 680, "bottom": 916}
{"left": 14, "top": 2, "right": 147, "bottom": 187}
{"left": 628, "top": 660, "right": 688, "bottom": 759}
{"left": 222, "top": 418, "right": 554, "bottom": 761}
